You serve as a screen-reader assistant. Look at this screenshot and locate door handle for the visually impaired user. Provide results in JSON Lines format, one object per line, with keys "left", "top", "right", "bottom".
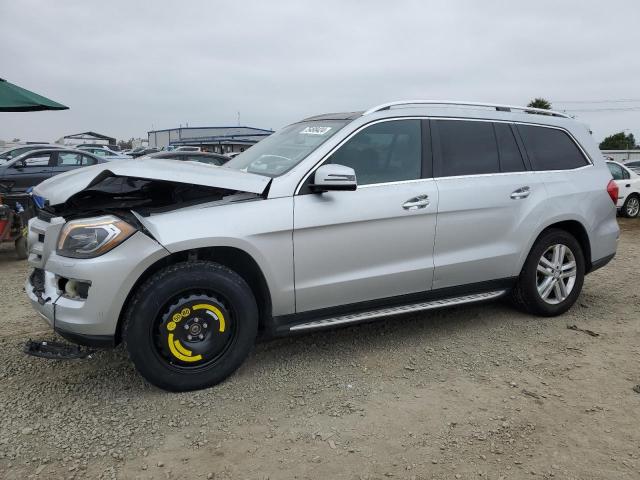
{"left": 510, "top": 186, "right": 531, "bottom": 199}
{"left": 402, "top": 194, "right": 430, "bottom": 210}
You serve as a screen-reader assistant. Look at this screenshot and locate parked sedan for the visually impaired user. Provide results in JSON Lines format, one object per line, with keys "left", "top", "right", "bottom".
{"left": 0, "top": 149, "right": 104, "bottom": 191}
{"left": 607, "top": 161, "right": 640, "bottom": 217}
{"left": 130, "top": 147, "right": 159, "bottom": 158}
{"left": 622, "top": 160, "right": 640, "bottom": 174}
{"left": 145, "top": 151, "right": 229, "bottom": 166}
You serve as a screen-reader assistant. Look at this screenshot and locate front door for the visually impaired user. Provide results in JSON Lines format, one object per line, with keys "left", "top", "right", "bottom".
{"left": 293, "top": 119, "right": 438, "bottom": 312}
{"left": 4, "top": 151, "right": 55, "bottom": 190}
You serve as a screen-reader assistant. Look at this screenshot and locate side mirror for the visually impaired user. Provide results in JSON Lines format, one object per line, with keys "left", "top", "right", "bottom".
{"left": 11, "top": 159, "right": 25, "bottom": 169}
{"left": 310, "top": 164, "right": 357, "bottom": 193}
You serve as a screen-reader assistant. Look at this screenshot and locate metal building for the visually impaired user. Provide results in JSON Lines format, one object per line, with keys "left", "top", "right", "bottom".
{"left": 148, "top": 126, "right": 273, "bottom": 154}
{"left": 60, "top": 131, "right": 116, "bottom": 147}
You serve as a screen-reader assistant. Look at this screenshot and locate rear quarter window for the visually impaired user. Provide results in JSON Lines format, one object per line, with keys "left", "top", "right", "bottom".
{"left": 517, "top": 125, "right": 589, "bottom": 171}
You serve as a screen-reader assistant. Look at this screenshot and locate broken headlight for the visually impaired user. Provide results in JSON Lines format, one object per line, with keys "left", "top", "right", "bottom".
{"left": 57, "top": 215, "right": 136, "bottom": 259}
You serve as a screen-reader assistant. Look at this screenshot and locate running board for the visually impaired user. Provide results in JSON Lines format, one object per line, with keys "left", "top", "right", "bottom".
{"left": 289, "top": 290, "right": 506, "bottom": 332}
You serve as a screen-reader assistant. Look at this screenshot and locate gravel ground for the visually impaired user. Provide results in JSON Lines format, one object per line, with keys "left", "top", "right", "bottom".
{"left": 0, "top": 219, "right": 639, "bottom": 480}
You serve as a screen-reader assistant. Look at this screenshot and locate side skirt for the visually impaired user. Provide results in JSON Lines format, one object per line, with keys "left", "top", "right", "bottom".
{"left": 268, "top": 278, "right": 515, "bottom": 337}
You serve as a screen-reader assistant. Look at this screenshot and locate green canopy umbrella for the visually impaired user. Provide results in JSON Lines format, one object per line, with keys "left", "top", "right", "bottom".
{"left": 0, "top": 78, "right": 69, "bottom": 112}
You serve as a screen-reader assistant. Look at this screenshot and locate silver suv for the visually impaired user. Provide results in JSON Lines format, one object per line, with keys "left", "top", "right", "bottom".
{"left": 26, "top": 100, "right": 619, "bottom": 391}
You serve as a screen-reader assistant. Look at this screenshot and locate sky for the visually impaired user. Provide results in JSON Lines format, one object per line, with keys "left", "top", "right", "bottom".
{"left": 1, "top": 0, "right": 639, "bottom": 144}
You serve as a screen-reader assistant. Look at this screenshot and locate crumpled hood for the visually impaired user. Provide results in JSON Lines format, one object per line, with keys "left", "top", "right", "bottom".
{"left": 33, "top": 158, "right": 271, "bottom": 206}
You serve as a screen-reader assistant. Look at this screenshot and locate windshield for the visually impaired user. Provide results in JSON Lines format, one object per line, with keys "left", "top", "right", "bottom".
{"left": 0, "top": 146, "right": 31, "bottom": 163}
{"left": 224, "top": 120, "right": 348, "bottom": 177}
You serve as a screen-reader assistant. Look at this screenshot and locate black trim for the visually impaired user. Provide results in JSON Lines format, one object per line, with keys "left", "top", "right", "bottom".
{"left": 430, "top": 119, "right": 442, "bottom": 177}
{"left": 268, "top": 277, "right": 516, "bottom": 337}
{"left": 587, "top": 253, "right": 615, "bottom": 274}
{"left": 420, "top": 119, "right": 433, "bottom": 178}
{"left": 54, "top": 327, "right": 115, "bottom": 348}
{"left": 510, "top": 123, "right": 534, "bottom": 171}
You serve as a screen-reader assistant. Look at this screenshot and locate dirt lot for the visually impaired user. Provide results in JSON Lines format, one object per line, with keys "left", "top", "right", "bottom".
{"left": 0, "top": 219, "right": 639, "bottom": 480}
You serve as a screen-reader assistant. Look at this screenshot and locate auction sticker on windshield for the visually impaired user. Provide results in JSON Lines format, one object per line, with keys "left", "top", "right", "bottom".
{"left": 300, "top": 126, "right": 332, "bottom": 135}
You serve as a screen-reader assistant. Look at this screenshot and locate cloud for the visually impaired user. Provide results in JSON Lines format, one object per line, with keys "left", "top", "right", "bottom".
{"left": 0, "top": 0, "right": 638, "bottom": 142}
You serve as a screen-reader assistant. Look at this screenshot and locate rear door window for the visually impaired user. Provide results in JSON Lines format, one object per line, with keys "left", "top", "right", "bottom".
{"left": 81, "top": 154, "right": 97, "bottom": 166}
{"left": 517, "top": 125, "right": 588, "bottom": 171}
{"left": 57, "top": 152, "right": 83, "bottom": 166}
{"left": 434, "top": 120, "right": 499, "bottom": 176}
{"left": 607, "top": 162, "right": 623, "bottom": 180}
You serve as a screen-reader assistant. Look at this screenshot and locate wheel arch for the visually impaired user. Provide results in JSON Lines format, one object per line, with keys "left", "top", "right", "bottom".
{"left": 520, "top": 219, "right": 593, "bottom": 274}
{"left": 114, "top": 246, "right": 273, "bottom": 345}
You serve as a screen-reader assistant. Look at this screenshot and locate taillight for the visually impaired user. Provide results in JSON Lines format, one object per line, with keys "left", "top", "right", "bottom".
{"left": 607, "top": 180, "right": 619, "bottom": 205}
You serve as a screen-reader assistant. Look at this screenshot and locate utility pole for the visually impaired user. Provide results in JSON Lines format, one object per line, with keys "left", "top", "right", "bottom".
{"left": 623, "top": 129, "right": 632, "bottom": 161}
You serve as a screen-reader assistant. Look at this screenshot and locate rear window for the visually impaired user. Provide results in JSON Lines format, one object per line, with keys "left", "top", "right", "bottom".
{"left": 517, "top": 125, "right": 588, "bottom": 171}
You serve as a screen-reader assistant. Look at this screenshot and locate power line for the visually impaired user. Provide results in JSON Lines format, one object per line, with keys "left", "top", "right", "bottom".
{"left": 553, "top": 98, "right": 640, "bottom": 104}
{"left": 562, "top": 106, "right": 640, "bottom": 112}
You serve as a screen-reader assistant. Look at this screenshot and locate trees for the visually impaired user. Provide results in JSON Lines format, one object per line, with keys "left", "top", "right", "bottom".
{"left": 599, "top": 132, "right": 636, "bottom": 150}
{"left": 118, "top": 138, "right": 133, "bottom": 150}
{"left": 527, "top": 98, "right": 552, "bottom": 110}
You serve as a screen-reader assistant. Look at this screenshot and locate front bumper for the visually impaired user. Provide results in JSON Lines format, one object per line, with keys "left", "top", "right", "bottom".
{"left": 25, "top": 216, "right": 169, "bottom": 345}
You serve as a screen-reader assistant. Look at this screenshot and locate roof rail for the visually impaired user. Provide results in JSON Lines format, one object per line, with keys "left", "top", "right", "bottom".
{"left": 363, "top": 100, "right": 572, "bottom": 119}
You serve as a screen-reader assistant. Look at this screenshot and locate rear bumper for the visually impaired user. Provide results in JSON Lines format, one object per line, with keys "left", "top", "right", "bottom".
{"left": 588, "top": 252, "right": 615, "bottom": 273}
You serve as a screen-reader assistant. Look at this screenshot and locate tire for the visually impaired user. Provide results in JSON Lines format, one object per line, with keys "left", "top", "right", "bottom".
{"left": 622, "top": 194, "right": 640, "bottom": 218}
{"left": 15, "top": 236, "right": 28, "bottom": 260}
{"left": 511, "top": 228, "right": 585, "bottom": 317}
{"left": 122, "top": 261, "right": 258, "bottom": 392}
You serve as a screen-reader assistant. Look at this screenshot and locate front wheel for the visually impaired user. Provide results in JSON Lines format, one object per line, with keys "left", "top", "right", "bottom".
{"left": 511, "top": 229, "right": 585, "bottom": 317}
{"left": 123, "top": 261, "right": 258, "bottom": 391}
{"left": 623, "top": 195, "right": 640, "bottom": 218}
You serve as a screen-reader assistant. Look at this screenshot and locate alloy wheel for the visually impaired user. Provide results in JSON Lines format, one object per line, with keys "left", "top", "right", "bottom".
{"left": 536, "top": 244, "right": 577, "bottom": 305}
{"left": 626, "top": 197, "right": 640, "bottom": 217}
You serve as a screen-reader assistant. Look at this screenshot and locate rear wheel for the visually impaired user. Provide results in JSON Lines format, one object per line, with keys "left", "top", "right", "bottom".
{"left": 123, "top": 261, "right": 258, "bottom": 391}
{"left": 511, "top": 229, "right": 585, "bottom": 317}
{"left": 623, "top": 194, "right": 639, "bottom": 218}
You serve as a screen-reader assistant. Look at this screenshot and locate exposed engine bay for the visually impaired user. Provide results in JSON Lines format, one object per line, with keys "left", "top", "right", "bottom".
{"left": 42, "top": 173, "right": 266, "bottom": 221}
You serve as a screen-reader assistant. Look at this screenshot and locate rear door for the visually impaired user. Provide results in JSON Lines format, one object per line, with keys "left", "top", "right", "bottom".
{"left": 3, "top": 151, "right": 55, "bottom": 190}
{"left": 293, "top": 119, "right": 438, "bottom": 312}
{"left": 431, "top": 119, "right": 546, "bottom": 289}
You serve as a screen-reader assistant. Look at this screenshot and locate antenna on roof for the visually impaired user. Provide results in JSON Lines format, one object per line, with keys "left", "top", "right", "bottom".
{"left": 237, "top": 111, "right": 241, "bottom": 126}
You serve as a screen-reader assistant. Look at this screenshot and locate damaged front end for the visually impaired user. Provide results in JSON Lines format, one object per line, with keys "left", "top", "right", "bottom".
{"left": 24, "top": 160, "right": 272, "bottom": 347}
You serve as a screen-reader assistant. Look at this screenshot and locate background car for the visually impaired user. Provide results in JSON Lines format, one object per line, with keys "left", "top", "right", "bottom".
{"left": 607, "top": 160, "right": 640, "bottom": 217}
{"left": 0, "top": 148, "right": 104, "bottom": 191}
{"left": 0, "top": 144, "right": 64, "bottom": 163}
{"left": 173, "top": 146, "right": 201, "bottom": 152}
{"left": 78, "top": 145, "right": 131, "bottom": 160}
{"left": 130, "top": 147, "right": 159, "bottom": 158}
{"left": 621, "top": 160, "right": 640, "bottom": 174}
{"left": 145, "top": 151, "right": 229, "bottom": 166}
